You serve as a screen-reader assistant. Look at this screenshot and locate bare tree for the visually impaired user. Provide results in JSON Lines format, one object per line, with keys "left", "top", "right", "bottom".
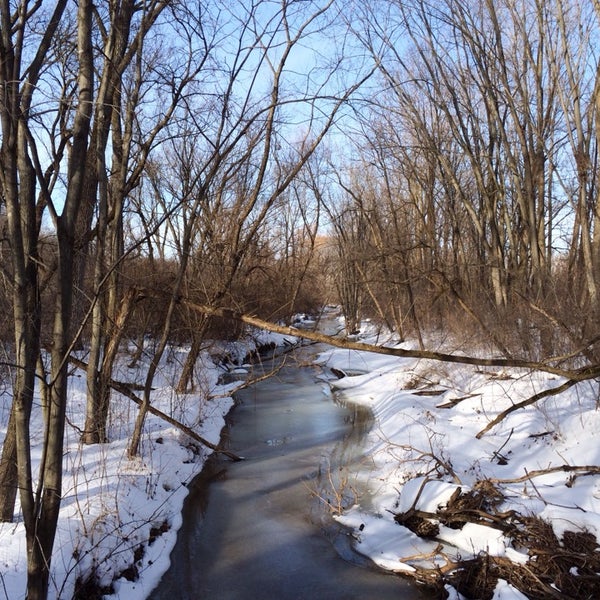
{"left": 81, "top": 1, "right": 202, "bottom": 444}
{"left": 343, "top": 0, "right": 600, "bottom": 359}
{"left": 268, "top": 156, "right": 325, "bottom": 323}
{"left": 123, "top": 0, "right": 373, "bottom": 448}
{"left": 551, "top": 0, "right": 600, "bottom": 320}
{"left": 0, "top": 1, "right": 192, "bottom": 596}
{"left": 325, "top": 199, "right": 369, "bottom": 335}
{"left": 0, "top": 1, "right": 94, "bottom": 596}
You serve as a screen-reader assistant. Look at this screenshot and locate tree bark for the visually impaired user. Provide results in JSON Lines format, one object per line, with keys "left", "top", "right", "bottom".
{"left": 0, "top": 408, "right": 17, "bottom": 521}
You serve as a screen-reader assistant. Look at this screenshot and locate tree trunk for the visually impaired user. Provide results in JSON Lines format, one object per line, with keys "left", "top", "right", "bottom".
{"left": 176, "top": 329, "right": 205, "bottom": 393}
{"left": 0, "top": 410, "right": 17, "bottom": 521}
{"left": 26, "top": 251, "right": 72, "bottom": 599}
{"left": 83, "top": 287, "right": 139, "bottom": 442}
{"left": 22, "top": 2, "right": 95, "bottom": 595}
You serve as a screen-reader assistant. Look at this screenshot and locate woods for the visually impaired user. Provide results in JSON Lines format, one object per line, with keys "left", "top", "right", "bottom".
{"left": 333, "top": 0, "right": 600, "bottom": 362}
{"left": 1, "top": 0, "right": 600, "bottom": 598}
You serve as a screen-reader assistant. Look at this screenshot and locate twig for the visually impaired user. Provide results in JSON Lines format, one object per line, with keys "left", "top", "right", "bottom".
{"left": 0, "top": 570, "right": 9, "bottom": 600}
{"left": 387, "top": 440, "right": 462, "bottom": 484}
{"left": 399, "top": 543, "right": 444, "bottom": 565}
{"left": 491, "top": 427, "right": 513, "bottom": 463}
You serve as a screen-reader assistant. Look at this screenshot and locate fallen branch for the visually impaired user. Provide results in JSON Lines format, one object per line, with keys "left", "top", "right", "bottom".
{"left": 69, "top": 356, "right": 243, "bottom": 461}
{"left": 489, "top": 464, "right": 600, "bottom": 485}
{"left": 476, "top": 378, "right": 580, "bottom": 438}
{"left": 436, "top": 393, "right": 482, "bottom": 409}
{"left": 109, "top": 379, "right": 244, "bottom": 461}
{"left": 395, "top": 495, "right": 516, "bottom": 535}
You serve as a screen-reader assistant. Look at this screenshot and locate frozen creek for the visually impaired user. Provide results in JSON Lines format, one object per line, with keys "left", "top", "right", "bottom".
{"left": 148, "top": 342, "right": 425, "bottom": 600}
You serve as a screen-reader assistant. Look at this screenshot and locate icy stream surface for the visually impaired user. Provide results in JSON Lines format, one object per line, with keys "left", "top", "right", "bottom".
{"left": 148, "top": 343, "right": 424, "bottom": 600}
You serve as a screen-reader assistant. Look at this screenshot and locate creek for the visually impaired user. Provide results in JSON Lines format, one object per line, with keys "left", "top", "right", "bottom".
{"left": 148, "top": 340, "right": 424, "bottom": 600}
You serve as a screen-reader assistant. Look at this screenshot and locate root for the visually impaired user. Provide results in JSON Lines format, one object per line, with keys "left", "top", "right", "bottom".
{"left": 392, "top": 481, "right": 600, "bottom": 599}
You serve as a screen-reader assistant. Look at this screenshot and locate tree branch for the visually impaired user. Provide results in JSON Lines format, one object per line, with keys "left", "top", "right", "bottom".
{"left": 475, "top": 378, "right": 580, "bottom": 439}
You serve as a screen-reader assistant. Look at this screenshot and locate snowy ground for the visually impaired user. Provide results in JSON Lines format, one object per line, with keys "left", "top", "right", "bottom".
{"left": 316, "top": 322, "right": 600, "bottom": 599}
{"left": 0, "top": 329, "right": 294, "bottom": 600}
{"left": 1, "top": 315, "right": 599, "bottom": 600}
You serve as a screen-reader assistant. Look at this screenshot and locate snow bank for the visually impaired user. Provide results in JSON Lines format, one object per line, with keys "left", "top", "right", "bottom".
{"left": 317, "top": 323, "right": 600, "bottom": 599}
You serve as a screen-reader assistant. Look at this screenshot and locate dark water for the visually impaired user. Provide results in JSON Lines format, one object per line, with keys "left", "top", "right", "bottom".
{"left": 149, "top": 346, "right": 424, "bottom": 600}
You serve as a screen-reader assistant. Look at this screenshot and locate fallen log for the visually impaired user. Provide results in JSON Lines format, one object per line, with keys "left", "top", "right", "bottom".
{"left": 176, "top": 299, "right": 600, "bottom": 382}
{"left": 68, "top": 355, "right": 243, "bottom": 461}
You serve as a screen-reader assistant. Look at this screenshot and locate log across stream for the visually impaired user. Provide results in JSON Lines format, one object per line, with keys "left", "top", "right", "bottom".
{"left": 148, "top": 342, "right": 425, "bottom": 600}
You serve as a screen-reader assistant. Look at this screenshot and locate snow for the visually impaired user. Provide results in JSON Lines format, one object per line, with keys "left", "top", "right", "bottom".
{"left": 1, "top": 314, "right": 599, "bottom": 600}
{"left": 314, "top": 320, "right": 600, "bottom": 599}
